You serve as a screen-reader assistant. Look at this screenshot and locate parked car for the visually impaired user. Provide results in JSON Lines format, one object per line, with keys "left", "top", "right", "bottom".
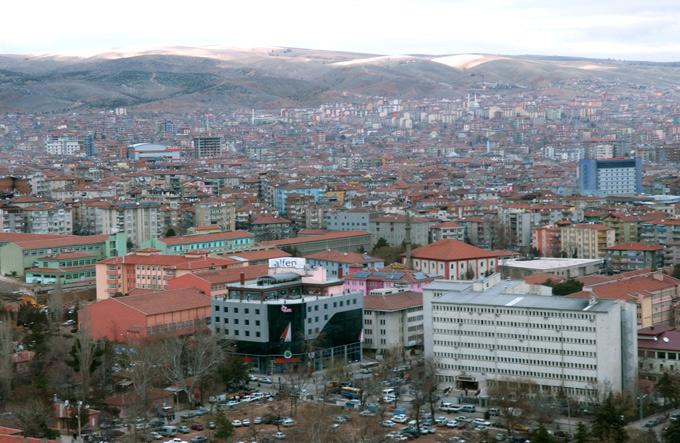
{"left": 253, "top": 417, "right": 262, "bottom": 425}
{"left": 242, "top": 418, "right": 251, "bottom": 426}
{"left": 177, "top": 425, "right": 190, "bottom": 434}
{"left": 231, "top": 420, "right": 242, "bottom": 427}
{"left": 281, "top": 418, "right": 295, "bottom": 427}
{"left": 273, "top": 431, "right": 286, "bottom": 440}
{"left": 190, "top": 437, "right": 207, "bottom": 443}
{"left": 381, "top": 420, "right": 396, "bottom": 428}
{"left": 207, "top": 421, "right": 216, "bottom": 430}
{"left": 190, "top": 424, "right": 203, "bottom": 431}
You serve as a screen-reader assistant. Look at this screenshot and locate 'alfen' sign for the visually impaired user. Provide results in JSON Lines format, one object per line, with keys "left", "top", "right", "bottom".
{"left": 269, "top": 257, "right": 306, "bottom": 269}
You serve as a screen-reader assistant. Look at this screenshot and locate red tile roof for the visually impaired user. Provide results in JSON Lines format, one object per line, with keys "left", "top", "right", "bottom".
{"left": 410, "top": 239, "right": 501, "bottom": 261}
{"left": 573, "top": 271, "right": 680, "bottom": 301}
{"left": 305, "top": 250, "right": 382, "bottom": 264}
{"left": 189, "top": 264, "right": 270, "bottom": 284}
{"left": 523, "top": 273, "right": 564, "bottom": 285}
{"left": 260, "top": 230, "right": 369, "bottom": 247}
{"left": 606, "top": 242, "right": 664, "bottom": 251}
{"left": 363, "top": 291, "right": 422, "bottom": 311}
{"left": 13, "top": 234, "right": 110, "bottom": 249}
{"left": 113, "top": 288, "right": 210, "bottom": 315}
{"left": 99, "top": 253, "right": 239, "bottom": 268}
{"left": 162, "top": 230, "right": 253, "bottom": 245}
{"left": 228, "top": 249, "right": 291, "bottom": 262}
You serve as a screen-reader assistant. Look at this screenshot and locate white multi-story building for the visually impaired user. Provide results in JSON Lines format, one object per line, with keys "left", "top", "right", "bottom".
{"left": 423, "top": 276, "right": 637, "bottom": 401}
{"left": 362, "top": 288, "right": 424, "bottom": 354}
{"left": 45, "top": 137, "right": 81, "bottom": 156}
{"left": 92, "top": 201, "right": 162, "bottom": 247}
{"left": 23, "top": 204, "right": 73, "bottom": 235}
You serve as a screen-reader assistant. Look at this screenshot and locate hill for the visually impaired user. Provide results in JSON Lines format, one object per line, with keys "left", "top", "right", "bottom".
{"left": 0, "top": 47, "right": 678, "bottom": 112}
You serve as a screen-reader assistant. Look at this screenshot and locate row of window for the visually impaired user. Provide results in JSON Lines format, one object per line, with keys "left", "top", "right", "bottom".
{"left": 435, "top": 352, "right": 597, "bottom": 370}
{"left": 432, "top": 329, "right": 597, "bottom": 345}
{"left": 437, "top": 363, "right": 598, "bottom": 383}
{"left": 213, "top": 316, "right": 261, "bottom": 327}
{"left": 432, "top": 317, "right": 595, "bottom": 333}
{"left": 214, "top": 327, "right": 261, "bottom": 338}
{"left": 433, "top": 304, "right": 596, "bottom": 320}
{"left": 433, "top": 340, "right": 596, "bottom": 358}
{"left": 213, "top": 306, "right": 261, "bottom": 315}
{"left": 147, "top": 319, "right": 202, "bottom": 335}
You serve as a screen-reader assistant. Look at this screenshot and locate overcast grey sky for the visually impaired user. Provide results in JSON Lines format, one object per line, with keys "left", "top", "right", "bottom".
{"left": 2, "top": 0, "right": 680, "bottom": 61}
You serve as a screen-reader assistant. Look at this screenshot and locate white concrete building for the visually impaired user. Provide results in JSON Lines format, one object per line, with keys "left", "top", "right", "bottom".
{"left": 500, "top": 257, "right": 604, "bottom": 280}
{"left": 93, "top": 201, "right": 162, "bottom": 247}
{"left": 423, "top": 277, "right": 637, "bottom": 401}
{"left": 362, "top": 288, "right": 424, "bottom": 354}
{"left": 45, "top": 137, "right": 81, "bottom": 156}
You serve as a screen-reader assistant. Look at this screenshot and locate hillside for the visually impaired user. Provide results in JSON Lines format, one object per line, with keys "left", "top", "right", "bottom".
{"left": 0, "top": 47, "right": 678, "bottom": 112}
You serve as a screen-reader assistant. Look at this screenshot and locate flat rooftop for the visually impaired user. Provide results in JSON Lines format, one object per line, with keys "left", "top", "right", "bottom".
{"left": 501, "top": 257, "right": 603, "bottom": 271}
{"left": 429, "top": 285, "right": 618, "bottom": 313}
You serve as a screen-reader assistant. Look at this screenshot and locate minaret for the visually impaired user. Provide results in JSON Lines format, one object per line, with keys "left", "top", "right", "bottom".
{"left": 405, "top": 206, "right": 413, "bottom": 269}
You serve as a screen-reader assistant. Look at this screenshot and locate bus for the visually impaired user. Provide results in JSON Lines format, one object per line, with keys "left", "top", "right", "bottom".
{"left": 341, "top": 386, "right": 363, "bottom": 400}
{"left": 359, "top": 361, "right": 380, "bottom": 374}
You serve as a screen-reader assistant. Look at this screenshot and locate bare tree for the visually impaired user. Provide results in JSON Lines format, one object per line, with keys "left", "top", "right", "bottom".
{"left": 487, "top": 378, "right": 535, "bottom": 436}
{"left": 13, "top": 398, "right": 55, "bottom": 438}
{"left": 127, "top": 342, "right": 162, "bottom": 420}
{"left": 66, "top": 320, "right": 104, "bottom": 400}
{"left": 0, "top": 316, "right": 13, "bottom": 402}
{"left": 154, "top": 332, "right": 223, "bottom": 406}
{"left": 47, "top": 281, "right": 64, "bottom": 328}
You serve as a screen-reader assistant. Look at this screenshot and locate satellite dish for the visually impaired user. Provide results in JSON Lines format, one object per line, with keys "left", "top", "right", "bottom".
{"left": 663, "top": 337, "right": 670, "bottom": 343}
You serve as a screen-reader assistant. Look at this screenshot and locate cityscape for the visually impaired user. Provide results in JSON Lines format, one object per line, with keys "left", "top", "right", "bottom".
{"left": 3, "top": 2, "right": 680, "bottom": 443}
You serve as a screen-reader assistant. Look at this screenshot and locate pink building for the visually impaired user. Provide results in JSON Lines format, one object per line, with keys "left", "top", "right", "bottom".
{"left": 344, "top": 266, "right": 435, "bottom": 296}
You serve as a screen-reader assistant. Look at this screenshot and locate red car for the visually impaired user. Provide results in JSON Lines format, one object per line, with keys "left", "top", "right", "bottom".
{"left": 190, "top": 423, "right": 204, "bottom": 431}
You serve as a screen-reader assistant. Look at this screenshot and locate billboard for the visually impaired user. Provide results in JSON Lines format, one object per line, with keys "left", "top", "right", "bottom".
{"left": 269, "top": 257, "right": 306, "bottom": 269}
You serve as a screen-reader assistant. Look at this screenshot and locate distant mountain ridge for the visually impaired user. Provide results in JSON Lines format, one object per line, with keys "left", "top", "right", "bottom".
{"left": 0, "top": 46, "right": 679, "bottom": 113}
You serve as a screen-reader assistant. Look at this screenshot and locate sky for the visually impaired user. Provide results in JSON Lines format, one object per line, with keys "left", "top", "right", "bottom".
{"left": 2, "top": 0, "right": 680, "bottom": 61}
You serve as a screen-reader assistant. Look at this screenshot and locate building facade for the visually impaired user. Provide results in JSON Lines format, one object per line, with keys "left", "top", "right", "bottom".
{"left": 560, "top": 224, "right": 615, "bottom": 259}
{"left": 578, "top": 158, "right": 642, "bottom": 195}
{"left": 362, "top": 289, "right": 423, "bottom": 354}
{"left": 423, "top": 278, "right": 637, "bottom": 401}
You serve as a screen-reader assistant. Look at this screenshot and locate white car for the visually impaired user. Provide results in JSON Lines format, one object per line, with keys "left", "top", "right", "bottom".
{"left": 242, "top": 418, "right": 251, "bottom": 426}
{"left": 392, "top": 414, "right": 408, "bottom": 424}
{"left": 381, "top": 420, "right": 396, "bottom": 428}
{"left": 273, "top": 431, "right": 286, "bottom": 440}
{"left": 231, "top": 420, "right": 242, "bottom": 427}
{"left": 446, "top": 420, "right": 459, "bottom": 428}
{"left": 281, "top": 418, "right": 295, "bottom": 427}
{"left": 473, "top": 418, "right": 491, "bottom": 426}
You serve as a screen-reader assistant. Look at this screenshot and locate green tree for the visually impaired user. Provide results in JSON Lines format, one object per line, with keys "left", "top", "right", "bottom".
{"left": 672, "top": 264, "right": 680, "bottom": 279}
{"left": 573, "top": 422, "right": 590, "bottom": 443}
{"left": 165, "top": 227, "right": 177, "bottom": 237}
{"left": 372, "top": 237, "right": 388, "bottom": 250}
{"left": 655, "top": 371, "right": 680, "bottom": 406}
{"left": 591, "top": 393, "right": 627, "bottom": 443}
{"left": 664, "top": 418, "right": 680, "bottom": 442}
{"left": 531, "top": 424, "right": 555, "bottom": 443}
{"left": 214, "top": 411, "right": 233, "bottom": 439}
{"left": 218, "top": 354, "right": 249, "bottom": 389}
{"left": 546, "top": 278, "right": 584, "bottom": 295}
